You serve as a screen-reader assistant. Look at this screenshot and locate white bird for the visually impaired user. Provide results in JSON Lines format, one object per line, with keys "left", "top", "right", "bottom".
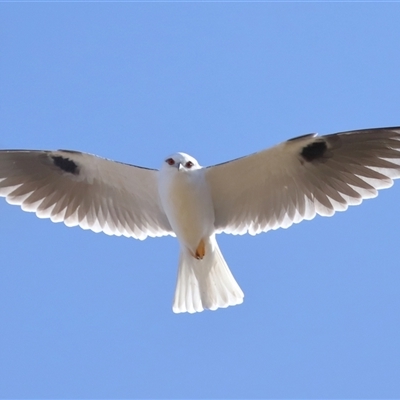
{"left": 1, "top": 127, "right": 400, "bottom": 313}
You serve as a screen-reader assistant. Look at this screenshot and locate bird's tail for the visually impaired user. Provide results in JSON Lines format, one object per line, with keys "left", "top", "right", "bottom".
{"left": 172, "top": 237, "right": 244, "bottom": 314}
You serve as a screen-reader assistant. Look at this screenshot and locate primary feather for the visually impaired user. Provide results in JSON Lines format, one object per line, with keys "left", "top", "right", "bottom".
{"left": 206, "top": 127, "right": 400, "bottom": 235}
{"left": 0, "top": 150, "right": 172, "bottom": 239}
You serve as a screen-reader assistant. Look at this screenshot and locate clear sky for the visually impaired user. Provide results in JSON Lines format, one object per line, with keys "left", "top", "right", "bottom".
{"left": 1, "top": 3, "right": 400, "bottom": 399}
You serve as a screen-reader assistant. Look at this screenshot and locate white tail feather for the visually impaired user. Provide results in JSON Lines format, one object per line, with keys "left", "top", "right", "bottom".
{"left": 172, "top": 237, "right": 244, "bottom": 313}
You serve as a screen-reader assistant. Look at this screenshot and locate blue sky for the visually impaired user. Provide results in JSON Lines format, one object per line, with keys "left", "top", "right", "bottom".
{"left": 1, "top": 3, "right": 400, "bottom": 398}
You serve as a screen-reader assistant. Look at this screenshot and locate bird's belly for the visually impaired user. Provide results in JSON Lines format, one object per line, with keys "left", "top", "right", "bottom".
{"left": 159, "top": 173, "right": 215, "bottom": 252}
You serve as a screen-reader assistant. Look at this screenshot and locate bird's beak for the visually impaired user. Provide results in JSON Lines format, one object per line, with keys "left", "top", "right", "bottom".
{"left": 178, "top": 162, "right": 183, "bottom": 170}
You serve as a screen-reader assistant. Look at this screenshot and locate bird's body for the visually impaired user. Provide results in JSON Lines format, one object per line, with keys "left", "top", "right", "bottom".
{"left": 158, "top": 153, "right": 214, "bottom": 257}
{"left": 158, "top": 153, "right": 244, "bottom": 312}
{"left": 1, "top": 127, "right": 400, "bottom": 313}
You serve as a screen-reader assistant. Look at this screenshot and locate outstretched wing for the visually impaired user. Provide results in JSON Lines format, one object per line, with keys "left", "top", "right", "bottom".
{"left": 205, "top": 127, "right": 400, "bottom": 235}
{"left": 0, "top": 150, "right": 173, "bottom": 239}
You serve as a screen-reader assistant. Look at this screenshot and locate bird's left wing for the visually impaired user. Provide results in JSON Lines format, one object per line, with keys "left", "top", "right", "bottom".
{"left": 0, "top": 150, "right": 173, "bottom": 239}
{"left": 205, "top": 127, "right": 400, "bottom": 235}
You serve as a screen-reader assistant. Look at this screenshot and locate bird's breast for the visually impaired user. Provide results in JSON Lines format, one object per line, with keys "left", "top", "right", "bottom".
{"left": 158, "top": 169, "right": 215, "bottom": 251}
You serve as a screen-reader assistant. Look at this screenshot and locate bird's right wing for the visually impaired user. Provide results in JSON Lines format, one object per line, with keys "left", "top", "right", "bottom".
{"left": 205, "top": 127, "right": 400, "bottom": 235}
{"left": 0, "top": 150, "right": 173, "bottom": 239}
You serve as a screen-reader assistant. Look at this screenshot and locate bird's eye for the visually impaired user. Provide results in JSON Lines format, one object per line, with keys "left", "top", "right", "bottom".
{"left": 185, "top": 161, "right": 194, "bottom": 168}
{"left": 166, "top": 158, "right": 175, "bottom": 166}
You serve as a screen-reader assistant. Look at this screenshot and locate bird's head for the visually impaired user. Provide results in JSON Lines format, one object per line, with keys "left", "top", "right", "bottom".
{"left": 162, "top": 152, "right": 201, "bottom": 172}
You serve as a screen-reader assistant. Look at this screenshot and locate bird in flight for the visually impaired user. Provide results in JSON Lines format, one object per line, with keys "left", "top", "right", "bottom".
{"left": 1, "top": 127, "right": 400, "bottom": 313}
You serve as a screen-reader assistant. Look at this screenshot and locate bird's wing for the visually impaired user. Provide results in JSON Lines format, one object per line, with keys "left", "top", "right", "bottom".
{"left": 0, "top": 150, "right": 173, "bottom": 239}
{"left": 205, "top": 127, "right": 400, "bottom": 235}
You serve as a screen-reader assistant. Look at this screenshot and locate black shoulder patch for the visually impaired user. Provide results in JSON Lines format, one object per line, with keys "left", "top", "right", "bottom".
{"left": 301, "top": 140, "right": 328, "bottom": 162}
{"left": 52, "top": 155, "right": 79, "bottom": 175}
